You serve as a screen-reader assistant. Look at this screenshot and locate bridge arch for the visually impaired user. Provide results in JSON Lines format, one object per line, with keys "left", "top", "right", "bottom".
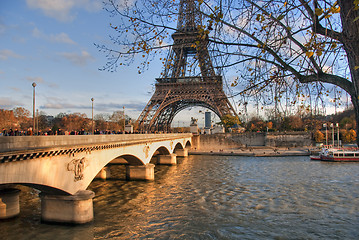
{"left": 185, "top": 140, "right": 191, "bottom": 149}
{"left": 174, "top": 142, "right": 184, "bottom": 151}
{"left": 149, "top": 100, "right": 221, "bottom": 132}
{"left": 117, "top": 154, "right": 144, "bottom": 166}
{"left": 153, "top": 146, "right": 171, "bottom": 156}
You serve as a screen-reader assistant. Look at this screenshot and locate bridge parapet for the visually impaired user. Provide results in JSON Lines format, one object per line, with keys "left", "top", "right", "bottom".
{"left": 0, "top": 133, "right": 192, "bottom": 153}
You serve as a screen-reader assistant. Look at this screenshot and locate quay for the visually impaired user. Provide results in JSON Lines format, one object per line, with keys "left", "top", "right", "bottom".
{"left": 190, "top": 147, "right": 311, "bottom": 157}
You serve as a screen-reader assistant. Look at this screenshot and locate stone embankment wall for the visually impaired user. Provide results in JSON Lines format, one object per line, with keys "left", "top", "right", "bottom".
{"left": 196, "top": 132, "right": 312, "bottom": 150}
{"left": 194, "top": 133, "right": 244, "bottom": 151}
{"left": 265, "top": 132, "right": 312, "bottom": 147}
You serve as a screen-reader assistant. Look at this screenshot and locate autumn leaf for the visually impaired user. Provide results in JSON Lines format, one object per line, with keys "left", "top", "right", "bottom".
{"left": 306, "top": 51, "right": 314, "bottom": 58}
{"left": 315, "top": 8, "right": 323, "bottom": 16}
{"left": 330, "top": 7, "right": 340, "bottom": 14}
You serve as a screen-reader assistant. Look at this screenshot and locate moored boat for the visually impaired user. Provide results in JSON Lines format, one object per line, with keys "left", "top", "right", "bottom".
{"left": 320, "top": 148, "right": 359, "bottom": 162}
{"left": 310, "top": 147, "right": 329, "bottom": 161}
{"left": 309, "top": 154, "right": 321, "bottom": 161}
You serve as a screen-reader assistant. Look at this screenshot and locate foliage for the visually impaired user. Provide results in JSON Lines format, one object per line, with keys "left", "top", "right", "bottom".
{"left": 220, "top": 114, "right": 241, "bottom": 129}
{"left": 0, "top": 109, "right": 17, "bottom": 130}
{"left": 98, "top": 0, "right": 359, "bottom": 144}
{"left": 342, "top": 129, "right": 357, "bottom": 143}
{"left": 0, "top": 108, "right": 130, "bottom": 134}
{"left": 314, "top": 129, "right": 325, "bottom": 142}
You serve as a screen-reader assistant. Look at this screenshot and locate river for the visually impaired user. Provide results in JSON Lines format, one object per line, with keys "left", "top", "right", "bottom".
{"left": 1, "top": 155, "right": 359, "bottom": 239}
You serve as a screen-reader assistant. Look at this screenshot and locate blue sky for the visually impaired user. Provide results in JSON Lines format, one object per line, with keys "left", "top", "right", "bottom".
{"left": 1, "top": 0, "right": 346, "bottom": 127}
{"left": 0, "top": 0, "right": 161, "bottom": 121}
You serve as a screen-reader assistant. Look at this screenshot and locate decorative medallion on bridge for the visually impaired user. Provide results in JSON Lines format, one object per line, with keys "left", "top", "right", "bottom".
{"left": 67, "top": 157, "right": 88, "bottom": 182}
{"left": 170, "top": 141, "right": 174, "bottom": 151}
{"left": 143, "top": 145, "right": 150, "bottom": 159}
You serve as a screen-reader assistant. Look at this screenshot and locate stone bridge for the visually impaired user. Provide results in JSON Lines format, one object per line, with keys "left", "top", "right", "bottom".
{"left": 0, "top": 133, "right": 193, "bottom": 224}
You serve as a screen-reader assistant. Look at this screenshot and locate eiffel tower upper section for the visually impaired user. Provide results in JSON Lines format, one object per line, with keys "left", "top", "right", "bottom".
{"left": 158, "top": 0, "right": 218, "bottom": 82}
{"left": 136, "top": 0, "right": 238, "bottom": 132}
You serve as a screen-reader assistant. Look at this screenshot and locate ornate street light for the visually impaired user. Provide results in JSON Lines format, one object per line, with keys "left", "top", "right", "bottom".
{"left": 32, "top": 82, "right": 36, "bottom": 135}
{"left": 323, "top": 123, "right": 328, "bottom": 146}
{"left": 123, "top": 106, "right": 125, "bottom": 134}
{"left": 91, "top": 98, "right": 94, "bottom": 135}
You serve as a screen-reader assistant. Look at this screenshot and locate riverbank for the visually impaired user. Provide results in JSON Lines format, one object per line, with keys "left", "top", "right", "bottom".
{"left": 189, "top": 146, "right": 311, "bottom": 157}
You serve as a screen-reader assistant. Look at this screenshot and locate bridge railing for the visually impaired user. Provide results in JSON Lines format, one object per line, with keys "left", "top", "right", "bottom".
{"left": 0, "top": 133, "right": 192, "bottom": 153}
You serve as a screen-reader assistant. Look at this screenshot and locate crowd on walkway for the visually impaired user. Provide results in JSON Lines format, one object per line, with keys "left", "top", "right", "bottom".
{"left": 1, "top": 128, "right": 140, "bottom": 136}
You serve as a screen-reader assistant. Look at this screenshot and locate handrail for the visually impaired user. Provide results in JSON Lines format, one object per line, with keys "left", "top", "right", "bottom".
{"left": 0, "top": 133, "right": 192, "bottom": 153}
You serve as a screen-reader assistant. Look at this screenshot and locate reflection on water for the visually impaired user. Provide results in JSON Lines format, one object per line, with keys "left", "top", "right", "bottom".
{"left": 1, "top": 155, "right": 359, "bottom": 239}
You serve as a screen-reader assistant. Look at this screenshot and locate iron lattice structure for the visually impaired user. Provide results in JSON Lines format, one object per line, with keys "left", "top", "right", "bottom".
{"left": 136, "top": 0, "right": 238, "bottom": 132}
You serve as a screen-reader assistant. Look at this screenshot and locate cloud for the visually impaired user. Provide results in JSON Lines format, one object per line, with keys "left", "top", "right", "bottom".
{"left": 0, "top": 97, "right": 24, "bottom": 109}
{"left": 42, "top": 102, "right": 78, "bottom": 109}
{"left": 96, "top": 102, "right": 146, "bottom": 112}
{"left": 32, "top": 27, "right": 76, "bottom": 45}
{"left": 11, "top": 87, "right": 21, "bottom": 92}
{"left": 0, "top": 20, "right": 6, "bottom": 35}
{"left": 58, "top": 50, "right": 94, "bottom": 66}
{"left": 26, "top": 76, "right": 45, "bottom": 84}
{"left": 41, "top": 99, "right": 146, "bottom": 112}
{"left": 26, "top": 0, "right": 102, "bottom": 22}
{"left": 26, "top": 0, "right": 76, "bottom": 22}
{"left": 25, "top": 76, "right": 59, "bottom": 89}
{"left": 0, "top": 49, "right": 24, "bottom": 60}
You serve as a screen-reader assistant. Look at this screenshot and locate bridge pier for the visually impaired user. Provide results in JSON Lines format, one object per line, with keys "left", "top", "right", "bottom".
{"left": 40, "top": 190, "right": 95, "bottom": 224}
{"left": 157, "top": 154, "right": 177, "bottom": 165}
{"left": 96, "top": 167, "right": 111, "bottom": 180}
{"left": 126, "top": 163, "right": 155, "bottom": 181}
{"left": 175, "top": 149, "right": 188, "bottom": 157}
{"left": 0, "top": 188, "right": 20, "bottom": 219}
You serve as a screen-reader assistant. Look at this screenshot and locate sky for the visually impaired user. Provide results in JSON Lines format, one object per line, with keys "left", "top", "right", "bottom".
{"left": 0, "top": 0, "right": 167, "bottom": 123}
{"left": 0, "top": 0, "right": 347, "bottom": 128}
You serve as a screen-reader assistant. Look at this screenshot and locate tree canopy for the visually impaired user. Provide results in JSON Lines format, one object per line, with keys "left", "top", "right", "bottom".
{"left": 98, "top": 0, "right": 359, "bottom": 143}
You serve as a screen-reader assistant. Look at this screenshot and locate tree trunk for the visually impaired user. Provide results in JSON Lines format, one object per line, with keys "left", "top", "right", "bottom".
{"left": 338, "top": 0, "right": 359, "bottom": 146}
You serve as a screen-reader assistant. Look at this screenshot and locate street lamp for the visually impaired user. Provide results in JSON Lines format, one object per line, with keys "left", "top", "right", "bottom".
{"left": 336, "top": 123, "right": 340, "bottom": 147}
{"left": 323, "top": 123, "right": 328, "bottom": 146}
{"left": 32, "top": 82, "right": 36, "bottom": 135}
{"left": 330, "top": 123, "right": 334, "bottom": 147}
{"left": 91, "top": 98, "right": 94, "bottom": 135}
{"left": 123, "top": 106, "right": 125, "bottom": 134}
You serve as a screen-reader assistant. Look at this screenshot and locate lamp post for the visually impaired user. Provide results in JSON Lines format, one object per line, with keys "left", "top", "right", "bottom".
{"left": 123, "top": 106, "right": 125, "bottom": 134}
{"left": 330, "top": 123, "right": 334, "bottom": 147}
{"left": 323, "top": 123, "right": 328, "bottom": 146}
{"left": 336, "top": 123, "right": 340, "bottom": 147}
{"left": 32, "top": 82, "right": 36, "bottom": 135}
{"left": 36, "top": 109, "right": 39, "bottom": 135}
{"left": 91, "top": 98, "right": 94, "bottom": 135}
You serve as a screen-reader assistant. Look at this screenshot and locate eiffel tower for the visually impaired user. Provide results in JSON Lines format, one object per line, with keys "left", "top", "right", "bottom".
{"left": 136, "top": 0, "right": 238, "bottom": 132}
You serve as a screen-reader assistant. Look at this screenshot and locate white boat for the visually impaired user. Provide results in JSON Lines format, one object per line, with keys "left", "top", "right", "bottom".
{"left": 320, "top": 148, "right": 359, "bottom": 162}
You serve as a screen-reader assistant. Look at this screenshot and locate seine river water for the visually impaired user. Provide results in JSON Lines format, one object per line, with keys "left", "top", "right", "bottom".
{"left": 1, "top": 155, "right": 359, "bottom": 239}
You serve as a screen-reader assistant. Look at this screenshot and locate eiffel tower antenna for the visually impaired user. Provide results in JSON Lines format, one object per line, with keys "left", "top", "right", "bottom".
{"left": 136, "top": 0, "right": 238, "bottom": 132}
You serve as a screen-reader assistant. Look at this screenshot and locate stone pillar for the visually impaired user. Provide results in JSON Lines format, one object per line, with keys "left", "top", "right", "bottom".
{"left": 0, "top": 188, "right": 20, "bottom": 219}
{"left": 40, "top": 190, "right": 95, "bottom": 224}
{"left": 95, "top": 167, "right": 111, "bottom": 180}
{"left": 191, "top": 135, "right": 200, "bottom": 150}
{"left": 157, "top": 154, "right": 177, "bottom": 165}
{"left": 126, "top": 163, "right": 155, "bottom": 181}
{"left": 175, "top": 149, "right": 188, "bottom": 157}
